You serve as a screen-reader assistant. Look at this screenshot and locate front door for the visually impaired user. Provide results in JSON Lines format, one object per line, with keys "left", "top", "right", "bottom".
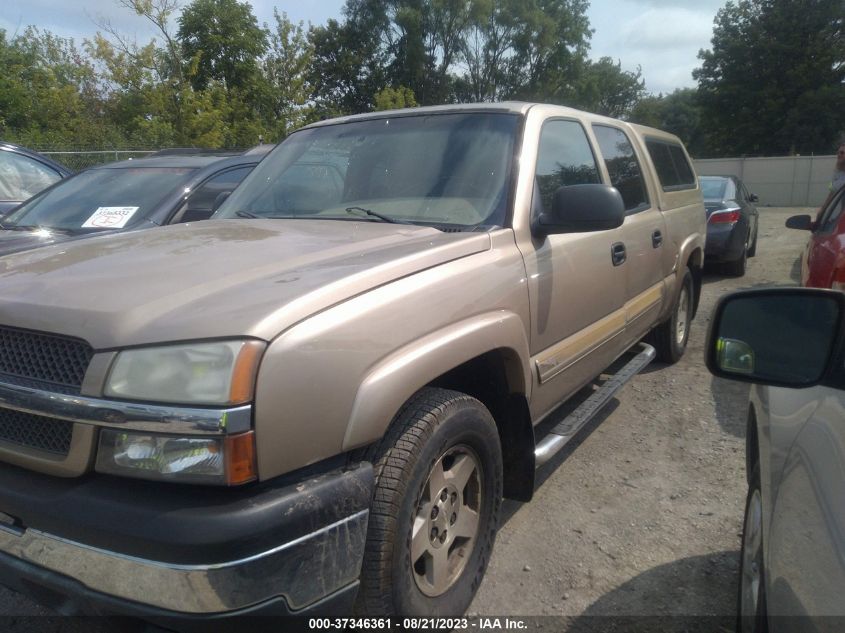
{"left": 516, "top": 118, "right": 628, "bottom": 420}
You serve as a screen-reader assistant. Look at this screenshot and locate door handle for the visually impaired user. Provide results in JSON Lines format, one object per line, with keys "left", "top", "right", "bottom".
{"left": 652, "top": 230, "right": 663, "bottom": 248}
{"left": 611, "top": 242, "right": 626, "bottom": 266}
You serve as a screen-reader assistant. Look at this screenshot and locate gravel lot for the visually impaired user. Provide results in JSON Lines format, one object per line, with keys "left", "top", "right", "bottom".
{"left": 0, "top": 207, "right": 811, "bottom": 630}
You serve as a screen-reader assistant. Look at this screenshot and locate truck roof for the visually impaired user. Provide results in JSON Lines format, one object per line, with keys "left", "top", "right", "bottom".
{"left": 302, "top": 103, "right": 687, "bottom": 147}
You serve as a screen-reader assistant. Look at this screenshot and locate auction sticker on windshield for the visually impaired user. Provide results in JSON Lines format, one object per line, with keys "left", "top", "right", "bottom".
{"left": 82, "top": 206, "right": 140, "bottom": 228}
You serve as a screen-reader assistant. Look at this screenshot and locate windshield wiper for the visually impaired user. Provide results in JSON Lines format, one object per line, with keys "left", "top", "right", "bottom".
{"left": 235, "top": 210, "right": 260, "bottom": 219}
{"left": 346, "top": 206, "right": 412, "bottom": 225}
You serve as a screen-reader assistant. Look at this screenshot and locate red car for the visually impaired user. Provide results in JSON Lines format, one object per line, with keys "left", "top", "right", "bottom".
{"left": 788, "top": 185, "right": 845, "bottom": 288}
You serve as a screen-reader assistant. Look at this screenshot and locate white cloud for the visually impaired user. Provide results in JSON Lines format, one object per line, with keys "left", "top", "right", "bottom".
{"left": 622, "top": 8, "right": 714, "bottom": 52}
{"left": 588, "top": 1, "right": 719, "bottom": 93}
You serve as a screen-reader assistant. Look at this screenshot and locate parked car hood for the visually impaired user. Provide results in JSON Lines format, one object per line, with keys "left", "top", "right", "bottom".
{"left": 0, "top": 219, "right": 491, "bottom": 348}
{"left": 0, "top": 226, "right": 78, "bottom": 254}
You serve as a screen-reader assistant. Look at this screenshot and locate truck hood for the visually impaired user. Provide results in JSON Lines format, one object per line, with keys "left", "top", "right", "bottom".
{"left": 0, "top": 219, "right": 490, "bottom": 348}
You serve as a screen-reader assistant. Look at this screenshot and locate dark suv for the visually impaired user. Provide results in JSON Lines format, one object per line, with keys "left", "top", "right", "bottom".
{"left": 0, "top": 148, "right": 270, "bottom": 256}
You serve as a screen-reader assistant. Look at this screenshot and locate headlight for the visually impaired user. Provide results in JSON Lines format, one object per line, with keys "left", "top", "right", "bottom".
{"left": 96, "top": 429, "right": 257, "bottom": 485}
{"left": 104, "top": 340, "right": 265, "bottom": 405}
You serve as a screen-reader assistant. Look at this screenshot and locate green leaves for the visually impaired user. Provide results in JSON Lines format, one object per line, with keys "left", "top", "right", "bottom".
{"left": 177, "top": 0, "right": 268, "bottom": 92}
{"left": 694, "top": 0, "right": 845, "bottom": 156}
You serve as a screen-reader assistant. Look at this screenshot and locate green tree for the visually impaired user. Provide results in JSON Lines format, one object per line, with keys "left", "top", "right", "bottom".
{"left": 504, "top": 0, "right": 592, "bottom": 102}
{"left": 456, "top": 0, "right": 520, "bottom": 101}
{"left": 261, "top": 11, "right": 314, "bottom": 138}
{"left": 88, "top": 0, "right": 194, "bottom": 145}
{"left": 695, "top": 0, "right": 845, "bottom": 156}
{"left": 381, "top": 0, "right": 478, "bottom": 105}
{"left": 307, "top": 2, "right": 390, "bottom": 116}
{"left": 571, "top": 57, "right": 645, "bottom": 118}
{"left": 178, "top": 0, "right": 269, "bottom": 92}
{"left": 0, "top": 27, "right": 119, "bottom": 146}
{"left": 455, "top": 0, "right": 592, "bottom": 103}
{"left": 374, "top": 85, "right": 418, "bottom": 110}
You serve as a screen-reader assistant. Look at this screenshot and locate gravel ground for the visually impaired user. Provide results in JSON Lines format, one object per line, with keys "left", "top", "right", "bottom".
{"left": 0, "top": 207, "right": 811, "bottom": 630}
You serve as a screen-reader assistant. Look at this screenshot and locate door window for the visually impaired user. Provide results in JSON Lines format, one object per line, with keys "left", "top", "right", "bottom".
{"left": 533, "top": 120, "right": 601, "bottom": 215}
{"left": 172, "top": 166, "right": 254, "bottom": 223}
{"left": 645, "top": 139, "right": 696, "bottom": 192}
{"left": 593, "top": 125, "right": 649, "bottom": 213}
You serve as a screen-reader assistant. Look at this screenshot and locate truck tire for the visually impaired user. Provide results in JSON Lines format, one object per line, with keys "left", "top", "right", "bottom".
{"left": 357, "top": 388, "right": 503, "bottom": 616}
{"left": 737, "top": 464, "right": 768, "bottom": 633}
{"left": 651, "top": 268, "right": 693, "bottom": 364}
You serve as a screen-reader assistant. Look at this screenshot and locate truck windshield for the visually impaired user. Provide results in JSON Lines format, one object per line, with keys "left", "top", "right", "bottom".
{"left": 217, "top": 112, "right": 519, "bottom": 230}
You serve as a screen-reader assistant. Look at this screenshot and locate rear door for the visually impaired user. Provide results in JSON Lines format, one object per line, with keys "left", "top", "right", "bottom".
{"left": 592, "top": 124, "right": 666, "bottom": 345}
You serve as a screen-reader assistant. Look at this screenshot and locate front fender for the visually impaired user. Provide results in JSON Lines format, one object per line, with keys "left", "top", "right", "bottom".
{"left": 343, "top": 311, "right": 531, "bottom": 451}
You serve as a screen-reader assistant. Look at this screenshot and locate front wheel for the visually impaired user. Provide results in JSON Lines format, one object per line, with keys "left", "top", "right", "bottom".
{"left": 357, "top": 388, "right": 503, "bottom": 616}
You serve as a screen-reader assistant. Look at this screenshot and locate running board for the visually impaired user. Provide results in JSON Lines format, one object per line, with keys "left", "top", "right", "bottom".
{"left": 534, "top": 342, "right": 656, "bottom": 468}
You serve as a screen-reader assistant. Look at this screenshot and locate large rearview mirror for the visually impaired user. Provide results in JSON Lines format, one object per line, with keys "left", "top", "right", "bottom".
{"left": 706, "top": 289, "right": 845, "bottom": 388}
{"left": 534, "top": 184, "right": 625, "bottom": 235}
{"left": 785, "top": 214, "right": 813, "bottom": 231}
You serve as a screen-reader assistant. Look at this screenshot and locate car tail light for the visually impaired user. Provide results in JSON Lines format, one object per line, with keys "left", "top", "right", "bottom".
{"left": 709, "top": 209, "right": 741, "bottom": 224}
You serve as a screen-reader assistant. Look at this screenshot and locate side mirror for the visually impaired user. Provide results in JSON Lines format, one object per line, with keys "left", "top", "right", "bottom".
{"left": 534, "top": 184, "right": 625, "bottom": 235}
{"left": 706, "top": 288, "right": 845, "bottom": 388}
{"left": 785, "top": 214, "right": 813, "bottom": 231}
{"left": 211, "top": 190, "right": 232, "bottom": 214}
{"left": 748, "top": 193, "right": 759, "bottom": 203}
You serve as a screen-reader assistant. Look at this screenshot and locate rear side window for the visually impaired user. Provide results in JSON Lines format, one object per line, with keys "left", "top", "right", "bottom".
{"left": 533, "top": 119, "right": 601, "bottom": 214}
{"left": 646, "top": 139, "right": 696, "bottom": 191}
{"left": 592, "top": 125, "right": 649, "bottom": 213}
{"left": 0, "top": 151, "right": 62, "bottom": 201}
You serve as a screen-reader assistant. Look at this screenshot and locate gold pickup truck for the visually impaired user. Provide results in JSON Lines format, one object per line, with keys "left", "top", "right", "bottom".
{"left": 0, "top": 103, "right": 705, "bottom": 622}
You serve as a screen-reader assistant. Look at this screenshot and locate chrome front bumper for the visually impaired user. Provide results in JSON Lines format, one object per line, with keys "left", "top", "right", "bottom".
{"left": 0, "top": 508, "right": 368, "bottom": 613}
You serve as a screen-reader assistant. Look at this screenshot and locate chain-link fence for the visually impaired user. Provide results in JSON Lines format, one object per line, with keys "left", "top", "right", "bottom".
{"left": 36, "top": 150, "right": 158, "bottom": 172}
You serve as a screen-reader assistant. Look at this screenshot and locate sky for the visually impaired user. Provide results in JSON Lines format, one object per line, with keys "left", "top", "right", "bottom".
{"left": 0, "top": 0, "right": 728, "bottom": 95}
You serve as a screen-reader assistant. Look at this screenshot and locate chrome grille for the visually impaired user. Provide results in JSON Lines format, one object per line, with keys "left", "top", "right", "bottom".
{"left": 0, "top": 327, "right": 93, "bottom": 390}
{"left": 0, "top": 409, "right": 73, "bottom": 455}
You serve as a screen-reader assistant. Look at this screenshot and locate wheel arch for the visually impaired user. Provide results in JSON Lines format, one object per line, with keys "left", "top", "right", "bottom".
{"left": 686, "top": 247, "right": 704, "bottom": 318}
{"left": 343, "top": 312, "right": 535, "bottom": 502}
